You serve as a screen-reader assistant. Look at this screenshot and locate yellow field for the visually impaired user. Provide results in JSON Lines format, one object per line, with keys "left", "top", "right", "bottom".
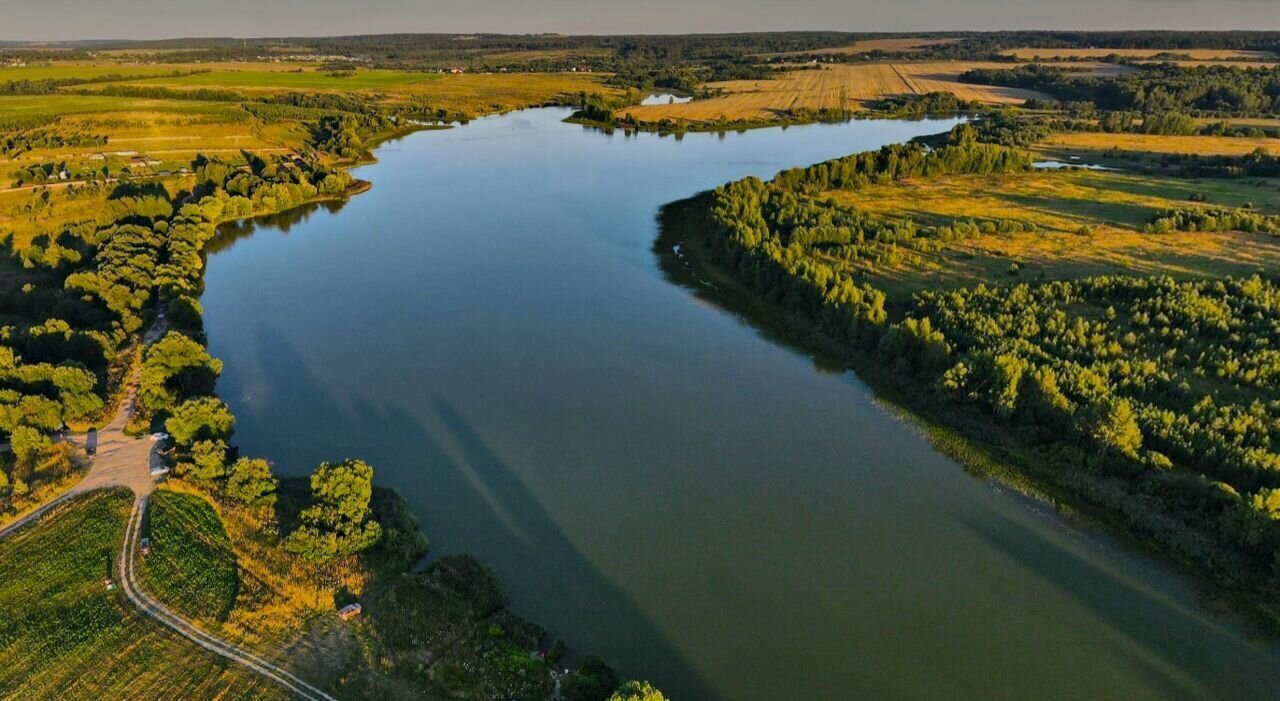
{"left": 1039, "top": 132, "right": 1280, "bottom": 156}
{"left": 765, "top": 37, "right": 962, "bottom": 57}
{"left": 1003, "top": 47, "right": 1277, "bottom": 60}
{"left": 378, "top": 71, "right": 618, "bottom": 113}
{"left": 619, "top": 62, "right": 1048, "bottom": 124}
{"left": 826, "top": 169, "right": 1280, "bottom": 295}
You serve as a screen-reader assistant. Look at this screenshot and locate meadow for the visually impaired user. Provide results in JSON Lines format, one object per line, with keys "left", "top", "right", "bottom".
{"left": 0, "top": 490, "right": 288, "bottom": 700}
{"left": 827, "top": 168, "right": 1280, "bottom": 298}
{"left": 1039, "top": 131, "right": 1280, "bottom": 157}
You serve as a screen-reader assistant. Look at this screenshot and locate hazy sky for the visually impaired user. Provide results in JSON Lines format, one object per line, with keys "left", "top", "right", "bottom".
{"left": 2, "top": 0, "right": 1279, "bottom": 42}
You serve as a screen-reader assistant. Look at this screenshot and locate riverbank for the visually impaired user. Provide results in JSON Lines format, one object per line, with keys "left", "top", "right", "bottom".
{"left": 656, "top": 191, "right": 1280, "bottom": 633}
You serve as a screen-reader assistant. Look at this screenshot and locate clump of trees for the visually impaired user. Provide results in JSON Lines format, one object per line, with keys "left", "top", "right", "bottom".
{"left": 1146, "top": 206, "right": 1280, "bottom": 235}
{"left": 285, "top": 459, "right": 383, "bottom": 561}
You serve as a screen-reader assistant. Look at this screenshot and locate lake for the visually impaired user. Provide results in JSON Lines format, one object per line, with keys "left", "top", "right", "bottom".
{"left": 203, "top": 107, "right": 1280, "bottom": 700}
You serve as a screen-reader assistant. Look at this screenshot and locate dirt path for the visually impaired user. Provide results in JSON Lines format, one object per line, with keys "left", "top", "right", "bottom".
{"left": 119, "top": 494, "right": 339, "bottom": 701}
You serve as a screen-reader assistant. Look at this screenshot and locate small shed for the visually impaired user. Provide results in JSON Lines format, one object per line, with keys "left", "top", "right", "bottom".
{"left": 338, "top": 603, "right": 362, "bottom": 621}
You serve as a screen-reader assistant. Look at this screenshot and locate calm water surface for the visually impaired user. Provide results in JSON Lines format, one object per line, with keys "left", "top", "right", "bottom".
{"left": 203, "top": 108, "right": 1280, "bottom": 700}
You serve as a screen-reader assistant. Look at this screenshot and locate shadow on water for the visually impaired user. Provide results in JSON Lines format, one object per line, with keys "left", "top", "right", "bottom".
{"left": 235, "top": 326, "right": 719, "bottom": 700}
{"left": 960, "top": 506, "right": 1280, "bottom": 701}
{"left": 207, "top": 198, "right": 352, "bottom": 255}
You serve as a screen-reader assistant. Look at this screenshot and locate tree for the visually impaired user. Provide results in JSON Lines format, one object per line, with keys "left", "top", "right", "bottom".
{"left": 608, "top": 681, "right": 669, "bottom": 701}
{"left": 1090, "top": 398, "right": 1143, "bottom": 459}
{"left": 140, "top": 331, "right": 221, "bottom": 413}
{"left": 1253, "top": 488, "right": 1280, "bottom": 520}
{"left": 165, "top": 396, "right": 234, "bottom": 447}
{"left": 9, "top": 426, "right": 50, "bottom": 467}
{"left": 285, "top": 459, "right": 382, "bottom": 561}
{"left": 181, "top": 439, "right": 228, "bottom": 483}
{"left": 562, "top": 656, "right": 619, "bottom": 701}
{"left": 310, "top": 459, "right": 375, "bottom": 522}
{"left": 226, "top": 457, "right": 278, "bottom": 507}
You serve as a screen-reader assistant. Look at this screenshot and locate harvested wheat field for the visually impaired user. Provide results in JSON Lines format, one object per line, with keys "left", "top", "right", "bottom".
{"left": 1003, "top": 47, "right": 1277, "bottom": 60}
{"left": 618, "top": 62, "right": 1049, "bottom": 125}
{"left": 1040, "top": 132, "right": 1280, "bottom": 156}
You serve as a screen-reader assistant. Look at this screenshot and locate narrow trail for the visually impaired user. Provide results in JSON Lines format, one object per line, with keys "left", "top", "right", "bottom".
{"left": 119, "top": 494, "right": 339, "bottom": 701}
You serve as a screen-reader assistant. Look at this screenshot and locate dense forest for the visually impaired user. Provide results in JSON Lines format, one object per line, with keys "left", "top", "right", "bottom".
{"left": 6, "top": 31, "right": 1280, "bottom": 79}
{"left": 963, "top": 63, "right": 1280, "bottom": 116}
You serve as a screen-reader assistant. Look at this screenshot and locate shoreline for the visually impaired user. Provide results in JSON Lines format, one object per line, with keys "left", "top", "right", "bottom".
{"left": 654, "top": 191, "right": 1280, "bottom": 636}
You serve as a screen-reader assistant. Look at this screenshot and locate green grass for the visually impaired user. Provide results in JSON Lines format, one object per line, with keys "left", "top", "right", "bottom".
{"left": 827, "top": 168, "right": 1280, "bottom": 300}
{"left": 0, "top": 489, "right": 286, "bottom": 700}
{"left": 0, "top": 94, "right": 244, "bottom": 120}
{"left": 141, "top": 490, "right": 239, "bottom": 622}
{"left": 0, "top": 64, "right": 203, "bottom": 82}
{"left": 123, "top": 68, "right": 443, "bottom": 92}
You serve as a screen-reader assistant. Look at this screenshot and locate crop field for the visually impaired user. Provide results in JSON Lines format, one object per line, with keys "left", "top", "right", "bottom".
{"left": 0, "top": 489, "right": 287, "bottom": 701}
{"left": 619, "top": 62, "right": 1050, "bottom": 124}
{"left": 1002, "top": 47, "right": 1278, "bottom": 60}
{"left": 140, "top": 490, "right": 240, "bottom": 623}
{"left": 378, "top": 70, "right": 617, "bottom": 112}
{"left": 826, "top": 168, "right": 1280, "bottom": 298}
{"left": 1039, "top": 132, "right": 1280, "bottom": 157}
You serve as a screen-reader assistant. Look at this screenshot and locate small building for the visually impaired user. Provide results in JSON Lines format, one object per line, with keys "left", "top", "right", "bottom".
{"left": 338, "top": 603, "right": 362, "bottom": 621}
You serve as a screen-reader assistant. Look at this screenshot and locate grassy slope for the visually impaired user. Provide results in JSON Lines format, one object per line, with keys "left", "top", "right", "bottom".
{"left": 0, "top": 489, "right": 288, "bottom": 700}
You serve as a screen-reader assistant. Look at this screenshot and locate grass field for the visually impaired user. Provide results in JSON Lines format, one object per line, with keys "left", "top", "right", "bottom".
{"left": 1039, "top": 131, "right": 1280, "bottom": 157}
{"left": 619, "top": 62, "right": 1048, "bottom": 124}
{"left": 1003, "top": 47, "right": 1277, "bottom": 60}
{"left": 826, "top": 168, "right": 1280, "bottom": 299}
{"left": 116, "top": 67, "right": 444, "bottom": 92}
{"left": 0, "top": 489, "right": 288, "bottom": 700}
{"left": 140, "top": 490, "right": 240, "bottom": 623}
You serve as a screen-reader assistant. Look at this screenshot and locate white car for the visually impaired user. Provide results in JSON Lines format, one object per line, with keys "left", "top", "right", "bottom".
{"left": 150, "top": 432, "right": 170, "bottom": 442}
